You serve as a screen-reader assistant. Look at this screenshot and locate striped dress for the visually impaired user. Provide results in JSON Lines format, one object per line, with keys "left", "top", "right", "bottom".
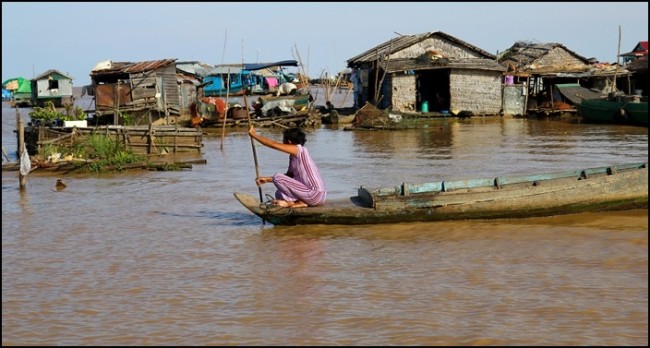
{"left": 272, "top": 145, "right": 327, "bottom": 206}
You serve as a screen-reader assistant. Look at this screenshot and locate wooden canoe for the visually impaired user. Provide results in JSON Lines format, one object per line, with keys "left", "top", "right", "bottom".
{"left": 234, "top": 162, "right": 648, "bottom": 225}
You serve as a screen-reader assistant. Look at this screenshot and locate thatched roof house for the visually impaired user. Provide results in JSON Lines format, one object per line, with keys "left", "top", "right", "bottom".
{"left": 497, "top": 41, "right": 636, "bottom": 111}
{"left": 498, "top": 41, "right": 592, "bottom": 76}
{"left": 346, "top": 31, "right": 505, "bottom": 115}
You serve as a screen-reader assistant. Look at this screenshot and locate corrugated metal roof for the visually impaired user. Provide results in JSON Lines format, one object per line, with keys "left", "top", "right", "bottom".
{"left": 32, "top": 69, "right": 73, "bottom": 81}
{"left": 90, "top": 59, "right": 177, "bottom": 76}
{"left": 122, "top": 59, "right": 177, "bottom": 73}
{"left": 176, "top": 61, "right": 214, "bottom": 77}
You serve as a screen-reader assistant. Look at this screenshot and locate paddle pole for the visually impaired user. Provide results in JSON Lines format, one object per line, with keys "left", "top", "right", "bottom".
{"left": 243, "top": 94, "right": 265, "bottom": 225}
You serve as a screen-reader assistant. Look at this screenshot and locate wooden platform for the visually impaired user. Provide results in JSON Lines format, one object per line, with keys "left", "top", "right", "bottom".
{"left": 20, "top": 124, "right": 203, "bottom": 156}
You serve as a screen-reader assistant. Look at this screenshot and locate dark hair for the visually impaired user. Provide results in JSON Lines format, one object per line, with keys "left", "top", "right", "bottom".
{"left": 283, "top": 127, "right": 306, "bottom": 145}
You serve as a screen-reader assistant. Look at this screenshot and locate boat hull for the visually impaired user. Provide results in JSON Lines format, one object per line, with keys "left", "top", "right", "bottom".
{"left": 577, "top": 98, "right": 648, "bottom": 126}
{"left": 234, "top": 163, "right": 648, "bottom": 225}
{"left": 624, "top": 101, "right": 649, "bottom": 126}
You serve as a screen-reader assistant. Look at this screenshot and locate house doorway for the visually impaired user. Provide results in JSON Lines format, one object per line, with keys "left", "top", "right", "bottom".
{"left": 417, "top": 69, "right": 450, "bottom": 112}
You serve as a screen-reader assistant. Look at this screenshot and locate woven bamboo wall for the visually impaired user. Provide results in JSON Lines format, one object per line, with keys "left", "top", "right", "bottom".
{"left": 449, "top": 70, "right": 502, "bottom": 115}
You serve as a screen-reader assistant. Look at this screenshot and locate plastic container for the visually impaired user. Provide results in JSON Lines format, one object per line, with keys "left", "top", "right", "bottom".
{"left": 421, "top": 101, "right": 429, "bottom": 113}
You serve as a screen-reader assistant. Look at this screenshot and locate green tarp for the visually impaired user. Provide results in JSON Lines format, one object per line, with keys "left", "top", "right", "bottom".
{"left": 2, "top": 77, "right": 32, "bottom": 93}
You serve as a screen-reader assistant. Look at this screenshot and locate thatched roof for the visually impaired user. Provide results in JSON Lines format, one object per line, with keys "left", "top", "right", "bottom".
{"left": 498, "top": 41, "right": 590, "bottom": 72}
{"left": 383, "top": 57, "right": 505, "bottom": 73}
{"left": 626, "top": 56, "right": 648, "bottom": 73}
{"left": 347, "top": 31, "right": 495, "bottom": 65}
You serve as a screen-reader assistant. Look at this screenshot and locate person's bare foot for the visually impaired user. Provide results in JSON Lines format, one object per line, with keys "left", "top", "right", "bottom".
{"left": 287, "top": 200, "right": 308, "bottom": 208}
{"left": 272, "top": 199, "right": 290, "bottom": 207}
{"left": 272, "top": 199, "right": 308, "bottom": 208}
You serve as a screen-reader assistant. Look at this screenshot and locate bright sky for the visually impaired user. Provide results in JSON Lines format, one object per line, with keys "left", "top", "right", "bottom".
{"left": 2, "top": 2, "right": 648, "bottom": 86}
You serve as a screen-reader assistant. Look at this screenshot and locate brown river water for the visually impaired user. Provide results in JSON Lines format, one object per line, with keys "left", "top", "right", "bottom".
{"left": 2, "top": 92, "right": 648, "bottom": 345}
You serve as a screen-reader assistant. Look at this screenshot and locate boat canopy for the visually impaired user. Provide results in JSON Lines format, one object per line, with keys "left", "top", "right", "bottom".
{"left": 243, "top": 60, "right": 298, "bottom": 71}
{"left": 207, "top": 60, "right": 299, "bottom": 76}
{"left": 207, "top": 66, "right": 244, "bottom": 75}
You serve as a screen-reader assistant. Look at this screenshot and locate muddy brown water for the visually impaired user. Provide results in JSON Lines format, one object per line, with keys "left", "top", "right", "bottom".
{"left": 2, "top": 92, "right": 648, "bottom": 345}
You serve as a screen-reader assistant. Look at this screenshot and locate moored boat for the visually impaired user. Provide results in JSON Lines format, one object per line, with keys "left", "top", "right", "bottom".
{"left": 623, "top": 100, "right": 649, "bottom": 126}
{"left": 235, "top": 162, "right": 648, "bottom": 225}
{"left": 577, "top": 95, "right": 648, "bottom": 126}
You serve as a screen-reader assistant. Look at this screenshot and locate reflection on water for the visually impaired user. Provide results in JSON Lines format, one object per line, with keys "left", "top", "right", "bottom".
{"left": 2, "top": 100, "right": 648, "bottom": 345}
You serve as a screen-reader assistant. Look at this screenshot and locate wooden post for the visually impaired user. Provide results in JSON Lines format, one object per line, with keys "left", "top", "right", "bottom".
{"left": 114, "top": 80, "right": 120, "bottom": 125}
{"left": 612, "top": 25, "right": 621, "bottom": 94}
{"left": 17, "top": 117, "right": 26, "bottom": 190}
{"left": 163, "top": 87, "right": 169, "bottom": 125}
{"left": 147, "top": 123, "right": 153, "bottom": 155}
{"left": 523, "top": 76, "right": 529, "bottom": 116}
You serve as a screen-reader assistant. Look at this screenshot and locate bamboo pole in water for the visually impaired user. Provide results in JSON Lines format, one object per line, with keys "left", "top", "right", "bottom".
{"left": 17, "top": 116, "right": 26, "bottom": 190}
{"left": 219, "top": 28, "right": 229, "bottom": 150}
{"left": 220, "top": 68, "right": 231, "bottom": 150}
{"left": 612, "top": 25, "right": 621, "bottom": 94}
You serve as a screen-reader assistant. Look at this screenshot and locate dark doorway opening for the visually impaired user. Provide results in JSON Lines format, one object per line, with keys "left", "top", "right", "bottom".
{"left": 417, "top": 69, "right": 450, "bottom": 112}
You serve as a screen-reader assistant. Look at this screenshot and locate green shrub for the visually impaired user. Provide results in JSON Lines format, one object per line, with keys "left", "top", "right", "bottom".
{"left": 30, "top": 100, "right": 86, "bottom": 122}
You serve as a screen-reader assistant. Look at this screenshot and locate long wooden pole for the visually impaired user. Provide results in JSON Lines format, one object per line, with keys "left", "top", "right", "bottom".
{"left": 17, "top": 116, "right": 26, "bottom": 190}
{"left": 220, "top": 68, "right": 231, "bottom": 150}
{"left": 243, "top": 93, "right": 265, "bottom": 225}
{"left": 219, "top": 28, "right": 229, "bottom": 150}
{"left": 241, "top": 40, "right": 265, "bottom": 222}
{"left": 612, "top": 25, "right": 621, "bottom": 94}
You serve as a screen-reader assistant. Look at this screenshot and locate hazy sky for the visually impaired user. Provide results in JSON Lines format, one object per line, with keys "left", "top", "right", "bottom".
{"left": 2, "top": 2, "right": 648, "bottom": 86}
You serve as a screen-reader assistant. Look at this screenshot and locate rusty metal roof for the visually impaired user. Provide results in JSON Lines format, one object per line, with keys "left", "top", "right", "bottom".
{"left": 90, "top": 59, "right": 177, "bottom": 76}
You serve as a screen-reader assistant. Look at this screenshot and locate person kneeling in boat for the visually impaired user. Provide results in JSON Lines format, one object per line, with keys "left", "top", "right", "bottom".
{"left": 248, "top": 126, "right": 327, "bottom": 208}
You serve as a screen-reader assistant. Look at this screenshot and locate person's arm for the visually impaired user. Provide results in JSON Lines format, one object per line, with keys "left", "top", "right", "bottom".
{"left": 248, "top": 126, "right": 298, "bottom": 156}
{"left": 255, "top": 176, "right": 274, "bottom": 186}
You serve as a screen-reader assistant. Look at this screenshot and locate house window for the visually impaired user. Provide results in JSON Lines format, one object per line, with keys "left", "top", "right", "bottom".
{"left": 48, "top": 80, "right": 59, "bottom": 90}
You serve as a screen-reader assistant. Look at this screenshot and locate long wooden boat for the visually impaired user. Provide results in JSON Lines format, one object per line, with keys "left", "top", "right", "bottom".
{"left": 577, "top": 97, "right": 648, "bottom": 126}
{"left": 234, "top": 162, "right": 648, "bottom": 225}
